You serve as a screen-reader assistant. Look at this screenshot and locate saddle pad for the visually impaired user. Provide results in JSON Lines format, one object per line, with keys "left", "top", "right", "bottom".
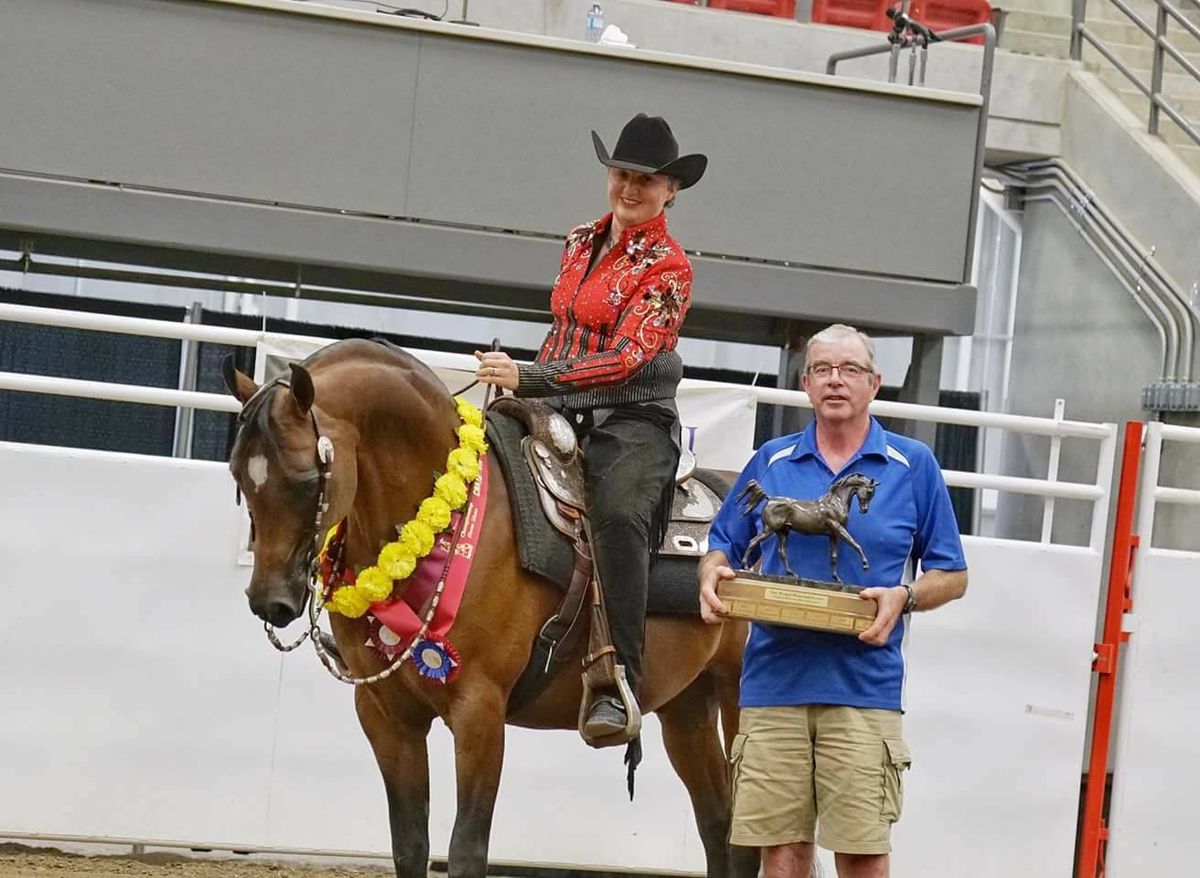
{"left": 485, "top": 409, "right": 730, "bottom": 616}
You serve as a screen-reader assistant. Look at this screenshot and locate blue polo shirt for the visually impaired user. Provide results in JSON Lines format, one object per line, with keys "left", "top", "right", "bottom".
{"left": 708, "top": 418, "right": 966, "bottom": 711}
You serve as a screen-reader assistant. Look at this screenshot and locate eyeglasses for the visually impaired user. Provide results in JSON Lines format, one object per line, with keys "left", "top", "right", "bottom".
{"left": 807, "top": 361, "right": 872, "bottom": 380}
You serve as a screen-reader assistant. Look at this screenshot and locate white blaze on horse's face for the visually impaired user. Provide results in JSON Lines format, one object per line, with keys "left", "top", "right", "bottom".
{"left": 247, "top": 454, "right": 270, "bottom": 493}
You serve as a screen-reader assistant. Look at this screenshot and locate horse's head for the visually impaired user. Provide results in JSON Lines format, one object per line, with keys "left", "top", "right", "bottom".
{"left": 845, "top": 474, "right": 879, "bottom": 514}
{"left": 224, "top": 356, "right": 358, "bottom": 627}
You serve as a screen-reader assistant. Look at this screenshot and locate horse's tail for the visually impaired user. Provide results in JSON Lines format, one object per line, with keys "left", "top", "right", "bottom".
{"left": 735, "top": 479, "right": 766, "bottom": 514}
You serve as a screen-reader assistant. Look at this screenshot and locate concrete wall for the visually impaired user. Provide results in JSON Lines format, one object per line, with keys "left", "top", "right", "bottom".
{"left": 997, "top": 71, "right": 1200, "bottom": 551}
{"left": 995, "top": 197, "right": 1152, "bottom": 545}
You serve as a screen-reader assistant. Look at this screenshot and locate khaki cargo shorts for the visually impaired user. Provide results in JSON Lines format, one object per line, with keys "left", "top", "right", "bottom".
{"left": 728, "top": 705, "right": 911, "bottom": 855}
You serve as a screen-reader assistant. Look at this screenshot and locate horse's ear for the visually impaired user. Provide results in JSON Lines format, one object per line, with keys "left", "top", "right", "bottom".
{"left": 222, "top": 354, "right": 260, "bottom": 405}
{"left": 289, "top": 362, "right": 315, "bottom": 416}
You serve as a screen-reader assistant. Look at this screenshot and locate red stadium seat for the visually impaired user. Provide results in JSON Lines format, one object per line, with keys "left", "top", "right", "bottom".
{"left": 810, "top": 0, "right": 893, "bottom": 32}
{"left": 909, "top": 0, "right": 993, "bottom": 45}
{"left": 706, "top": 0, "right": 798, "bottom": 17}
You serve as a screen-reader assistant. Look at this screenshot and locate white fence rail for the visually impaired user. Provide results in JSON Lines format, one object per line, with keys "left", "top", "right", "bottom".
{"left": 2, "top": 302, "right": 1120, "bottom": 550}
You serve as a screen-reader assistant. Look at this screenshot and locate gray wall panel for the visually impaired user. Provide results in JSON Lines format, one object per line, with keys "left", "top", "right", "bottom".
{"left": 408, "top": 33, "right": 978, "bottom": 282}
{"left": 2, "top": 0, "right": 416, "bottom": 214}
{"left": 0, "top": 0, "right": 982, "bottom": 331}
{"left": 0, "top": 173, "right": 975, "bottom": 336}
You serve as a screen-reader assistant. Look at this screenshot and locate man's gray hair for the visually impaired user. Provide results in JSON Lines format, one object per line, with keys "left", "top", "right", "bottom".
{"left": 805, "top": 323, "right": 879, "bottom": 374}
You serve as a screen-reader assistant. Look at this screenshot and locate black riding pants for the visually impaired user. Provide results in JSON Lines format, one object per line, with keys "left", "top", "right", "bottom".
{"left": 569, "top": 402, "right": 680, "bottom": 699}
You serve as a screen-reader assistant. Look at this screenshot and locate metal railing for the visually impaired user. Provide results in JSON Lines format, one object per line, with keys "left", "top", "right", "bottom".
{"left": 0, "top": 300, "right": 1119, "bottom": 549}
{"left": 826, "top": 16, "right": 996, "bottom": 308}
{"left": 1071, "top": 0, "right": 1200, "bottom": 146}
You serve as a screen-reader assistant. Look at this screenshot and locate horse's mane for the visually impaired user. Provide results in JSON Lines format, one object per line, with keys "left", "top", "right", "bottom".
{"left": 231, "top": 337, "right": 446, "bottom": 469}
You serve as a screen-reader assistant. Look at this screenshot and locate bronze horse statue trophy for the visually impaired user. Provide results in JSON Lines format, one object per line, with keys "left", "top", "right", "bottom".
{"left": 222, "top": 339, "right": 757, "bottom": 878}
{"left": 736, "top": 474, "right": 878, "bottom": 582}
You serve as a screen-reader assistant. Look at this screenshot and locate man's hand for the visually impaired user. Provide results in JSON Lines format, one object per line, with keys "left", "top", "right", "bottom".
{"left": 698, "top": 551, "right": 736, "bottom": 624}
{"left": 857, "top": 585, "right": 909, "bottom": 646}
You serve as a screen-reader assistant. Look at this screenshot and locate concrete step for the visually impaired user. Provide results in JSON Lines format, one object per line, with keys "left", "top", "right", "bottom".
{"left": 1111, "top": 84, "right": 1200, "bottom": 142}
{"left": 1098, "top": 62, "right": 1200, "bottom": 99}
{"left": 1001, "top": 27, "right": 1071, "bottom": 58}
{"left": 1088, "top": 0, "right": 1178, "bottom": 25}
{"left": 1084, "top": 38, "right": 1200, "bottom": 72}
{"left": 995, "top": 0, "right": 1072, "bottom": 16}
{"left": 1081, "top": 14, "right": 1162, "bottom": 46}
{"left": 1175, "top": 141, "right": 1200, "bottom": 175}
{"left": 1158, "top": 114, "right": 1200, "bottom": 147}
{"left": 1117, "top": 83, "right": 1200, "bottom": 121}
{"left": 998, "top": 9, "right": 1171, "bottom": 45}
{"left": 1000, "top": 9, "right": 1072, "bottom": 40}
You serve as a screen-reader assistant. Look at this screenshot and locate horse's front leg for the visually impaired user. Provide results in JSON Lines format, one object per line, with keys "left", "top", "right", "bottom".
{"left": 741, "top": 529, "right": 772, "bottom": 570}
{"left": 446, "top": 682, "right": 508, "bottom": 878}
{"left": 831, "top": 522, "right": 869, "bottom": 571}
{"left": 355, "top": 688, "right": 434, "bottom": 878}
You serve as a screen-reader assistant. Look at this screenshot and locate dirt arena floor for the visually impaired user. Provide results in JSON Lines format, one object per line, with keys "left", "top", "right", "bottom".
{"left": 0, "top": 845, "right": 395, "bottom": 878}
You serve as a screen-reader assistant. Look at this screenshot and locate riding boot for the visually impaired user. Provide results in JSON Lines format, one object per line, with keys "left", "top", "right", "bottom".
{"left": 576, "top": 405, "right": 678, "bottom": 739}
{"left": 582, "top": 518, "right": 647, "bottom": 739}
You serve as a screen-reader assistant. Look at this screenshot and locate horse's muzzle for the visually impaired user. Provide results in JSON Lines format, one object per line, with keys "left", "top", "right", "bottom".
{"left": 246, "top": 578, "right": 306, "bottom": 627}
{"left": 249, "top": 595, "right": 303, "bottom": 628}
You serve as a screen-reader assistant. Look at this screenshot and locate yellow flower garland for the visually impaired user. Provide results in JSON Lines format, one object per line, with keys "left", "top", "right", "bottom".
{"left": 325, "top": 397, "right": 487, "bottom": 618}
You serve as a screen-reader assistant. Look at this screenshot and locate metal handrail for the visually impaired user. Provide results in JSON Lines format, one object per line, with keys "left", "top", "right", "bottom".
{"left": 1000, "top": 159, "right": 1200, "bottom": 389}
{"left": 826, "top": 21, "right": 996, "bottom": 288}
{"left": 1072, "top": 0, "right": 1200, "bottom": 147}
{"left": 1016, "top": 161, "right": 1197, "bottom": 381}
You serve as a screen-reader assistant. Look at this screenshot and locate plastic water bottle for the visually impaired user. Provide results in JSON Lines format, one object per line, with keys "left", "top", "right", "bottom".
{"left": 585, "top": 3, "right": 605, "bottom": 43}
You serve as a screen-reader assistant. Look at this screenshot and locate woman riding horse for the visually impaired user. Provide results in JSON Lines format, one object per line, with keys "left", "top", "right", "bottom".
{"left": 474, "top": 113, "right": 707, "bottom": 738}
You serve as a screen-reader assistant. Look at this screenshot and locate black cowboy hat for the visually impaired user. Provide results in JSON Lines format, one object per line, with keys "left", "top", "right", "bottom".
{"left": 591, "top": 114, "right": 707, "bottom": 189}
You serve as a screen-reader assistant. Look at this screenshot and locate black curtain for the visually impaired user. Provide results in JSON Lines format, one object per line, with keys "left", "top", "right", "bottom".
{"left": 0, "top": 289, "right": 182, "bottom": 455}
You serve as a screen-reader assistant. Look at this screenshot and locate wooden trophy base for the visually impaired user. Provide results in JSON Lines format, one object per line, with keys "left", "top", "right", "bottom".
{"left": 716, "top": 571, "right": 877, "bottom": 635}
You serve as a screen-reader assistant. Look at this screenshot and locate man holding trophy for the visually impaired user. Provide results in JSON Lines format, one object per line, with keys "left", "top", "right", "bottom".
{"left": 698, "top": 324, "right": 968, "bottom": 878}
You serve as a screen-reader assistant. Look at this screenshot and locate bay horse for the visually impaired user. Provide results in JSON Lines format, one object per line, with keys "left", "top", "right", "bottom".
{"left": 736, "top": 474, "right": 878, "bottom": 582}
{"left": 223, "top": 338, "right": 757, "bottom": 878}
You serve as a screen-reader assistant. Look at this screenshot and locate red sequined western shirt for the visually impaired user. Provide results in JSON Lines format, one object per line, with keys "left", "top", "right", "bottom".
{"left": 516, "top": 211, "right": 693, "bottom": 408}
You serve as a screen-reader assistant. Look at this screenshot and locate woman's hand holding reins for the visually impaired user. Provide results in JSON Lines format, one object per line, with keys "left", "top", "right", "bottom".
{"left": 474, "top": 350, "right": 520, "bottom": 392}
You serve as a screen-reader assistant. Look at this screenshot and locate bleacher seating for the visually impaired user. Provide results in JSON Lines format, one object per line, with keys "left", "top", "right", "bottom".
{"left": 706, "top": 0, "right": 797, "bottom": 16}
{"left": 810, "top": 0, "right": 892, "bottom": 32}
{"left": 811, "top": 0, "right": 992, "bottom": 43}
{"left": 909, "top": 0, "right": 993, "bottom": 44}
{"left": 663, "top": 0, "right": 797, "bottom": 18}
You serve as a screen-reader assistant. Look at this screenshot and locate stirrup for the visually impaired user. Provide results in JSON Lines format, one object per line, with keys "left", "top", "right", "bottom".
{"left": 578, "top": 662, "right": 641, "bottom": 748}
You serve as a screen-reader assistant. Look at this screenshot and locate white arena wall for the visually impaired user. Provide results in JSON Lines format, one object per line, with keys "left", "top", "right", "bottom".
{"left": 0, "top": 306, "right": 1139, "bottom": 876}
{"left": 1104, "top": 423, "right": 1200, "bottom": 878}
{"left": 0, "top": 444, "right": 1107, "bottom": 877}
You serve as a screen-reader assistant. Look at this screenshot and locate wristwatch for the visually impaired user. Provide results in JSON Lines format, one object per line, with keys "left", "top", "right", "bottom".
{"left": 901, "top": 584, "right": 918, "bottom": 614}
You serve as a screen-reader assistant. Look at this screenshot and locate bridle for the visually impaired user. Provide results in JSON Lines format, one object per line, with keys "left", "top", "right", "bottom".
{"left": 235, "top": 377, "right": 334, "bottom": 654}
{"left": 233, "top": 370, "right": 495, "bottom": 686}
